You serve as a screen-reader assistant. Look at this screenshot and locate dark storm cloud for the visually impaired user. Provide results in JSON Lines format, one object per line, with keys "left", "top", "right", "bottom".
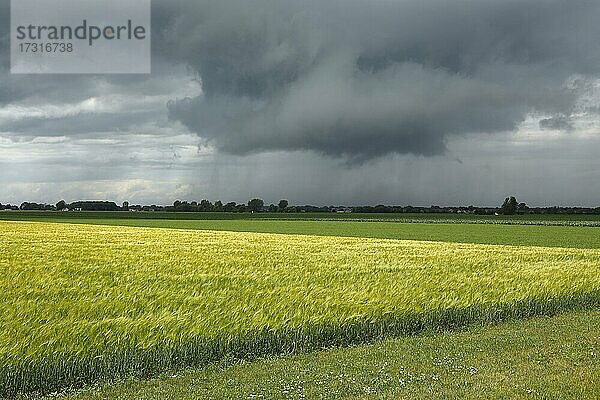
{"left": 1, "top": 0, "right": 600, "bottom": 163}
{"left": 161, "top": 0, "right": 600, "bottom": 161}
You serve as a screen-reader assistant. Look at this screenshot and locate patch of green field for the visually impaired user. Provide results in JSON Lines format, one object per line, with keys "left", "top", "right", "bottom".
{"left": 2, "top": 221, "right": 599, "bottom": 396}
{"left": 1, "top": 218, "right": 598, "bottom": 249}
{"left": 56, "top": 308, "right": 600, "bottom": 400}
{"left": 2, "top": 211, "right": 600, "bottom": 225}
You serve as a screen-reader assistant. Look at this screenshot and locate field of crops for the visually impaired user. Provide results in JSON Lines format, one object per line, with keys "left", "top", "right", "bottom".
{"left": 3, "top": 215, "right": 600, "bottom": 249}
{"left": 65, "top": 309, "right": 600, "bottom": 400}
{"left": 2, "top": 221, "right": 600, "bottom": 397}
{"left": 3, "top": 211, "right": 600, "bottom": 226}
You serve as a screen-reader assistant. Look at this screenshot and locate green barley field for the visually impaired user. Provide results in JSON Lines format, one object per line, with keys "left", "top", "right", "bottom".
{"left": 65, "top": 309, "right": 600, "bottom": 400}
{"left": 0, "top": 214, "right": 599, "bottom": 398}
{"left": 2, "top": 212, "right": 600, "bottom": 248}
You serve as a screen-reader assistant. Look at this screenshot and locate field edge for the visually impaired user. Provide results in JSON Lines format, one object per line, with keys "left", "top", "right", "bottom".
{"left": 4, "top": 291, "right": 600, "bottom": 398}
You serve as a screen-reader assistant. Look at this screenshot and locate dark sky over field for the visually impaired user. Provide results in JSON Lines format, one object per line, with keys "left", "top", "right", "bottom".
{"left": 1, "top": 0, "right": 600, "bottom": 206}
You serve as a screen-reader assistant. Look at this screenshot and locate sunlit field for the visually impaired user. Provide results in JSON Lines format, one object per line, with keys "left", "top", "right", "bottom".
{"left": 1, "top": 221, "right": 599, "bottom": 397}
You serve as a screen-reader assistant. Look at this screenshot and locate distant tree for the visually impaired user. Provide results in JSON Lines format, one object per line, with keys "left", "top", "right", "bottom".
{"left": 213, "top": 201, "right": 224, "bottom": 212}
{"left": 56, "top": 200, "right": 67, "bottom": 211}
{"left": 374, "top": 204, "right": 391, "bottom": 213}
{"left": 268, "top": 203, "right": 277, "bottom": 212}
{"left": 200, "top": 200, "right": 213, "bottom": 212}
{"left": 172, "top": 201, "right": 194, "bottom": 212}
{"left": 248, "top": 198, "right": 264, "bottom": 213}
{"left": 20, "top": 202, "right": 54, "bottom": 211}
{"left": 517, "top": 202, "right": 529, "bottom": 214}
{"left": 224, "top": 202, "right": 237, "bottom": 212}
{"left": 278, "top": 199, "right": 289, "bottom": 212}
{"left": 501, "top": 196, "right": 518, "bottom": 215}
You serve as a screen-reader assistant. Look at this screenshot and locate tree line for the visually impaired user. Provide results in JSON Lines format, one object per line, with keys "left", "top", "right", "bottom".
{"left": 2, "top": 197, "right": 600, "bottom": 215}
{"left": 4, "top": 199, "right": 293, "bottom": 213}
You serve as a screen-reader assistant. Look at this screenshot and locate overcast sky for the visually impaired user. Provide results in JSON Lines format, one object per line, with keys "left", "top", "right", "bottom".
{"left": 1, "top": 0, "right": 600, "bottom": 207}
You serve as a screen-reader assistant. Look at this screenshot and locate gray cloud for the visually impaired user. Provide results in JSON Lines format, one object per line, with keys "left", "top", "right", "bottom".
{"left": 539, "top": 114, "right": 574, "bottom": 131}
{"left": 2, "top": 0, "right": 599, "bottom": 158}
{"left": 1, "top": 110, "right": 160, "bottom": 136}
{"left": 161, "top": 0, "right": 600, "bottom": 161}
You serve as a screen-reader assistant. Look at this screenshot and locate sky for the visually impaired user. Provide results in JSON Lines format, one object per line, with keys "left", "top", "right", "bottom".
{"left": 1, "top": 0, "right": 600, "bottom": 207}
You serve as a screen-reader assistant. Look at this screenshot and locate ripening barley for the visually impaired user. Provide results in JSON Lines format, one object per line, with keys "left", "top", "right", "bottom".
{"left": 0, "top": 221, "right": 599, "bottom": 396}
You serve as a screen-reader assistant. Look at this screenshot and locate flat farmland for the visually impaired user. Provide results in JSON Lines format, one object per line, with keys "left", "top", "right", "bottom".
{"left": 1, "top": 214, "right": 600, "bottom": 249}
{"left": 1, "top": 220, "right": 599, "bottom": 397}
